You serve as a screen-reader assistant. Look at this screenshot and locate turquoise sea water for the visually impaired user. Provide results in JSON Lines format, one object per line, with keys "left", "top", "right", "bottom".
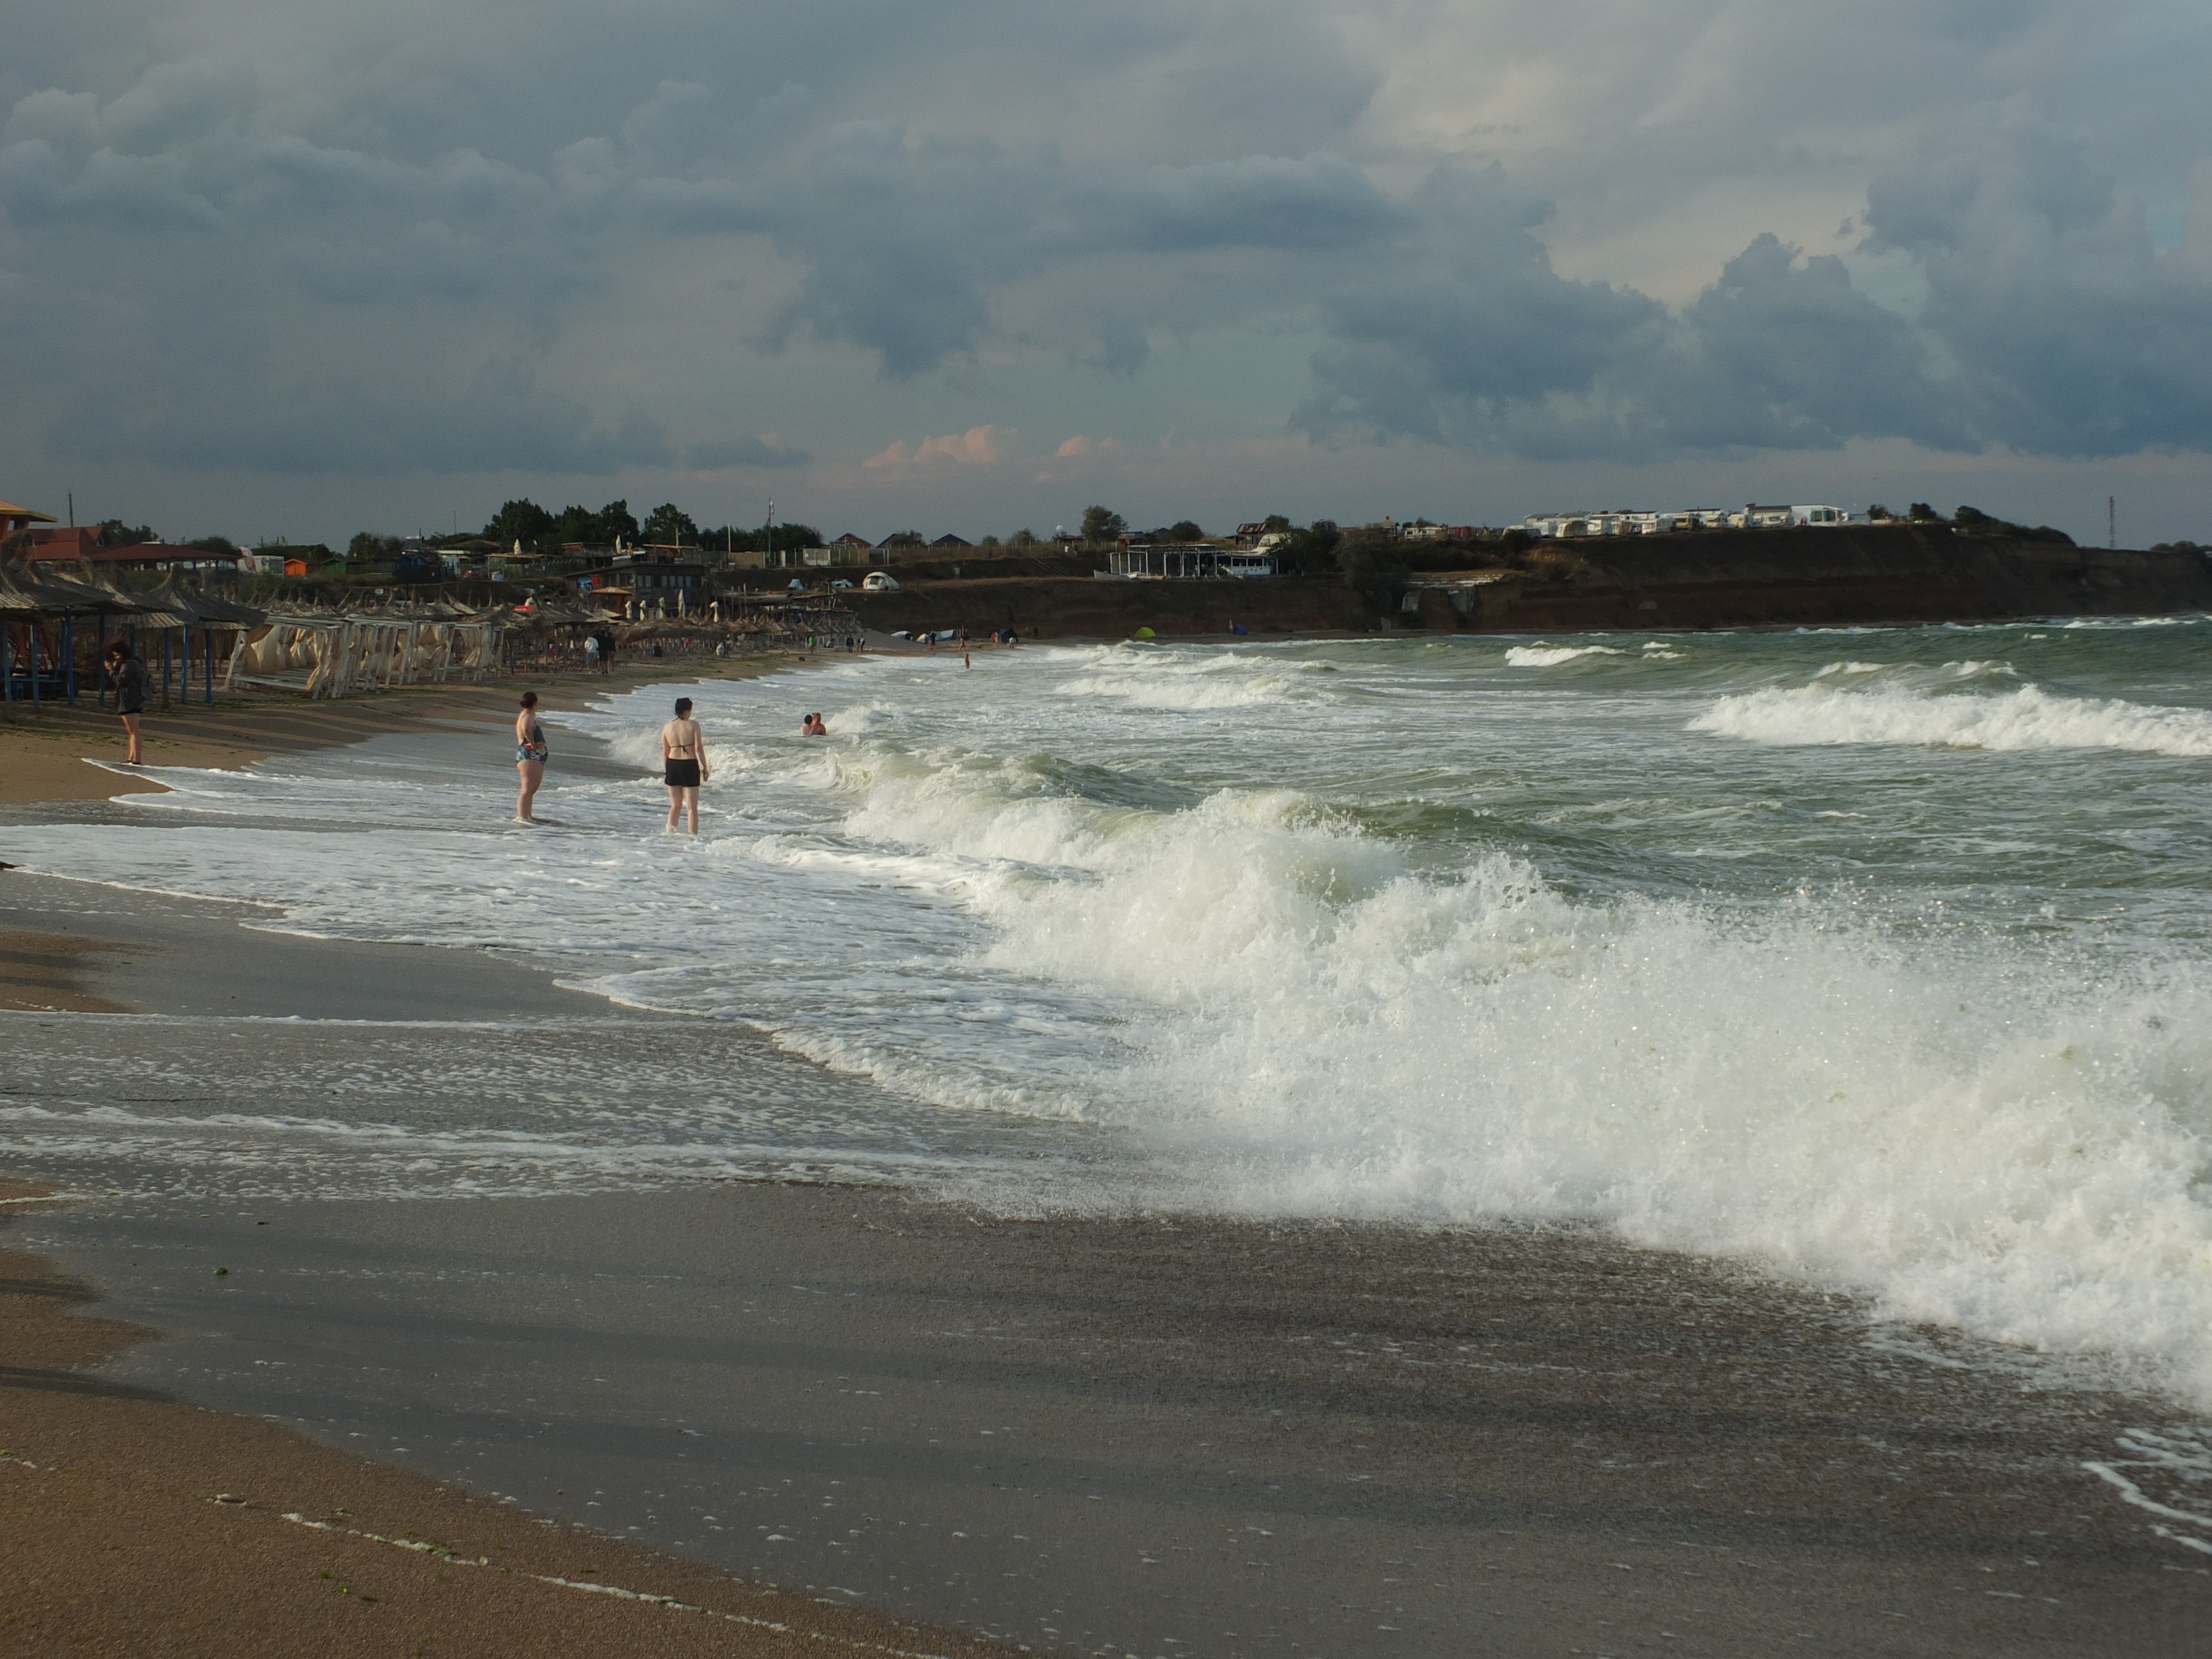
{"left": 8, "top": 620, "right": 2212, "bottom": 1409}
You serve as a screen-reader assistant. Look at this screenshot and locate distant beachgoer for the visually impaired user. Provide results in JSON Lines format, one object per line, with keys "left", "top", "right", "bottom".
{"left": 662, "top": 696, "right": 708, "bottom": 834}
{"left": 102, "top": 641, "right": 148, "bottom": 764}
{"left": 599, "top": 633, "right": 617, "bottom": 674}
{"left": 801, "top": 712, "right": 827, "bottom": 737}
{"left": 583, "top": 633, "right": 600, "bottom": 671}
{"left": 514, "top": 691, "right": 548, "bottom": 822}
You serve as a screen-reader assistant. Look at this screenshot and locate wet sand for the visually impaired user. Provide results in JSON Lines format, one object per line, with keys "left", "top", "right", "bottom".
{"left": 0, "top": 1183, "right": 1010, "bottom": 1659}
{"left": 19, "top": 1180, "right": 2211, "bottom": 1659}
{"left": 3, "top": 740, "right": 2211, "bottom": 1655}
{"left": 0, "top": 650, "right": 806, "bottom": 807}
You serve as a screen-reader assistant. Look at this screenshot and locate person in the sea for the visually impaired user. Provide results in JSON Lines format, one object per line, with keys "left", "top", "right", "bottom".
{"left": 102, "top": 640, "right": 148, "bottom": 764}
{"left": 662, "top": 696, "right": 708, "bottom": 833}
{"left": 800, "top": 712, "right": 827, "bottom": 737}
{"left": 514, "top": 691, "right": 548, "bottom": 822}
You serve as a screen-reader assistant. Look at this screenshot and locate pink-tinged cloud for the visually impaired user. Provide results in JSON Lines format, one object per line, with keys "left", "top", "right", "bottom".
{"left": 866, "top": 424, "right": 1007, "bottom": 468}
{"left": 1055, "top": 435, "right": 1120, "bottom": 457}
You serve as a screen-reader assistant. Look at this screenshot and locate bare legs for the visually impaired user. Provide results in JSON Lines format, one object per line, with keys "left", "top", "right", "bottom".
{"left": 666, "top": 784, "right": 700, "bottom": 834}
{"left": 516, "top": 758, "right": 544, "bottom": 822}
{"left": 119, "top": 712, "right": 143, "bottom": 765}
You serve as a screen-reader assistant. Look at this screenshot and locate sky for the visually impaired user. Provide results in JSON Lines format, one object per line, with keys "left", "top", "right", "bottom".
{"left": 3, "top": 0, "right": 2210, "bottom": 547}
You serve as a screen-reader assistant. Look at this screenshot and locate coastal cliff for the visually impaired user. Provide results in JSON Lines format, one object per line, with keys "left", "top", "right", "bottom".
{"left": 849, "top": 526, "right": 2212, "bottom": 638}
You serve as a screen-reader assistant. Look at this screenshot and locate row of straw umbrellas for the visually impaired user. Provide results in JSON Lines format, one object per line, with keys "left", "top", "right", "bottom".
{"left": 0, "top": 557, "right": 267, "bottom": 710}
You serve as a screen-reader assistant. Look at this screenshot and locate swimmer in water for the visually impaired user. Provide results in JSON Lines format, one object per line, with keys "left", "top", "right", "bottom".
{"left": 801, "top": 712, "right": 827, "bottom": 737}
{"left": 662, "top": 695, "right": 708, "bottom": 833}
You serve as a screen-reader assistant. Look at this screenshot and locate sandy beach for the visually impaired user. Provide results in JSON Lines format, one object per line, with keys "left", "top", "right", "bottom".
{"left": 3, "top": 674, "right": 2211, "bottom": 1656}
{"left": 0, "top": 648, "right": 810, "bottom": 809}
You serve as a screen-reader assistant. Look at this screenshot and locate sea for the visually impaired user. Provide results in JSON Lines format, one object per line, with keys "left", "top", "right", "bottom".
{"left": 8, "top": 622, "right": 2212, "bottom": 1418}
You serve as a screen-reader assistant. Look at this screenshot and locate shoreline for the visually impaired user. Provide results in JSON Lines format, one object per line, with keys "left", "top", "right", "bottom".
{"left": 0, "top": 1180, "right": 1010, "bottom": 1659}
{"left": 0, "top": 648, "right": 816, "bottom": 807}
{"left": 4, "top": 662, "right": 2212, "bottom": 1655}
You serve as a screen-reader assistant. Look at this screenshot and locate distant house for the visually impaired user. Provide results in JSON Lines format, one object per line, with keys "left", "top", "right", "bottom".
{"left": 1791, "top": 505, "right": 1849, "bottom": 526}
{"left": 0, "top": 498, "right": 58, "bottom": 538}
{"left": 23, "top": 526, "right": 107, "bottom": 560}
{"left": 929, "top": 533, "right": 973, "bottom": 549}
{"left": 24, "top": 530, "right": 243, "bottom": 575}
{"left": 832, "top": 532, "right": 873, "bottom": 551}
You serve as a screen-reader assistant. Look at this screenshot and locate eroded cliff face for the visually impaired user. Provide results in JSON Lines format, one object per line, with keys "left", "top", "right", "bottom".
{"left": 1430, "top": 527, "right": 2212, "bottom": 633}
{"left": 848, "top": 527, "right": 2212, "bottom": 640}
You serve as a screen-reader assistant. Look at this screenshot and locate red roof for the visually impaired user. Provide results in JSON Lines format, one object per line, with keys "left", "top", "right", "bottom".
{"left": 27, "top": 539, "right": 239, "bottom": 566}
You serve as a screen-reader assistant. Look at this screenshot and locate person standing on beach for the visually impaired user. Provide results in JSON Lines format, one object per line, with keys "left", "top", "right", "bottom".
{"left": 514, "top": 691, "right": 549, "bottom": 823}
{"left": 583, "top": 633, "right": 600, "bottom": 673}
{"left": 102, "top": 641, "right": 148, "bottom": 764}
{"left": 662, "top": 696, "right": 708, "bottom": 834}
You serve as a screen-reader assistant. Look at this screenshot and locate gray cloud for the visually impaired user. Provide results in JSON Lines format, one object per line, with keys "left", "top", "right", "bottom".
{"left": 1, "top": 0, "right": 2208, "bottom": 492}
{"left": 48, "top": 359, "right": 672, "bottom": 474}
{"left": 682, "top": 435, "right": 811, "bottom": 469}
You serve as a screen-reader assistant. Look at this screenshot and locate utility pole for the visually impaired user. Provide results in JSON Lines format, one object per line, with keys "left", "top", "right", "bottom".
{"left": 2109, "top": 495, "right": 2116, "bottom": 551}
{"left": 766, "top": 499, "right": 775, "bottom": 570}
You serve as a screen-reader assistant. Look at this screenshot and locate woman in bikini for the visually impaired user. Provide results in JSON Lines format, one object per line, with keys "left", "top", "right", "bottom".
{"left": 514, "top": 691, "right": 548, "bottom": 822}
{"left": 662, "top": 696, "right": 709, "bottom": 834}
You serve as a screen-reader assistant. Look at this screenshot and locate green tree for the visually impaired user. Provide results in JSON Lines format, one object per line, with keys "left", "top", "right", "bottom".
{"left": 1333, "top": 524, "right": 1402, "bottom": 594}
{"left": 1079, "top": 505, "right": 1127, "bottom": 546}
{"left": 1009, "top": 528, "right": 1038, "bottom": 548}
{"left": 186, "top": 535, "right": 239, "bottom": 556}
{"left": 1262, "top": 514, "right": 1291, "bottom": 533}
{"left": 484, "top": 499, "right": 556, "bottom": 550}
{"left": 347, "top": 531, "right": 401, "bottom": 566}
{"left": 768, "top": 521, "right": 823, "bottom": 554}
{"left": 1167, "top": 519, "right": 1204, "bottom": 541}
{"left": 643, "top": 503, "right": 701, "bottom": 546}
{"left": 599, "top": 499, "right": 639, "bottom": 542}
{"left": 881, "top": 530, "right": 926, "bottom": 548}
{"left": 99, "top": 519, "right": 156, "bottom": 547}
{"left": 1279, "top": 519, "right": 1340, "bottom": 575}
{"left": 1907, "top": 502, "right": 1939, "bottom": 522}
{"left": 979, "top": 534, "right": 1002, "bottom": 547}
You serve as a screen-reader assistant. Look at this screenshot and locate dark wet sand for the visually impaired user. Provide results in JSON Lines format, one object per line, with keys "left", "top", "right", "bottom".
{"left": 2, "top": 870, "right": 2209, "bottom": 1656}
{"left": 23, "top": 1183, "right": 2211, "bottom": 1659}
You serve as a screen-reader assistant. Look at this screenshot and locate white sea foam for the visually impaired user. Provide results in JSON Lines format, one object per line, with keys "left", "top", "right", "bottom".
{"left": 13, "top": 635, "right": 2212, "bottom": 1408}
{"left": 1055, "top": 645, "right": 1331, "bottom": 711}
{"left": 801, "top": 736, "right": 2212, "bottom": 1400}
{"left": 1504, "top": 644, "right": 1626, "bottom": 667}
{"left": 1692, "top": 682, "right": 2212, "bottom": 757}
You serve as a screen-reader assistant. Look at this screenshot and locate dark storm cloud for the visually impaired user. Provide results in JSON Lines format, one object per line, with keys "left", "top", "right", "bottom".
{"left": 1861, "top": 108, "right": 2212, "bottom": 456}
{"left": 1, "top": 1, "right": 2208, "bottom": 480}
{"left": 1299, "top": 119, "right": 2212, "bottom": 460}
{"left": 49, "top": 359, "right": 672, "bottom": 474}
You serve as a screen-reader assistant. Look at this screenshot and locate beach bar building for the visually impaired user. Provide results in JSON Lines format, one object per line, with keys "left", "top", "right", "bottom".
{"left": 1099, "top": 543, "right": 1278, "bottom": 578}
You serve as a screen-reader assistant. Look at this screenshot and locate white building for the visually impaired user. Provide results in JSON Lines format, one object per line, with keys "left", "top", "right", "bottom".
{"left": 1524, "top": 504, "right": 1853, "bottom": 537}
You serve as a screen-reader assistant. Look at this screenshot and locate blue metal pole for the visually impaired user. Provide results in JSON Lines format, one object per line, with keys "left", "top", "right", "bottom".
{"left": 64, "top": 615, "right": 76, "bottom": 705}
{"left": 162, "top": 629, "right": 171, "bottom": 704}
{"left": 205, "top": 628, "right": 215, "bottom": 703}
{"left": 29, "top": 623, "right": 40, "bottom": 711}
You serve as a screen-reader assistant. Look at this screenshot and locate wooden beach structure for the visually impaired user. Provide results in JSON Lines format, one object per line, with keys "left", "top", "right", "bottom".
{"left": 226, "top": 601, "right": 509, "bottom": 698}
